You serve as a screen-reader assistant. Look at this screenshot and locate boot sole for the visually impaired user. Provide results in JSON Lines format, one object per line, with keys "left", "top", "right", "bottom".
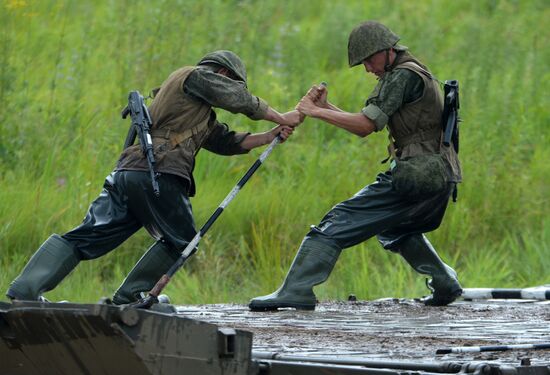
{"left": 249, "top": 301, "right": 315, "bottom": 311}
{"left": 423, "top": 288, "right": 463, "bottom": 306}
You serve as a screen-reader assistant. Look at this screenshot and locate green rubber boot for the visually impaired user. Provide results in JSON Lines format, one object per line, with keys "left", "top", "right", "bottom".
{"left": 398, "top": 234, "right": 462, "bottom": 306}
{"left": 249, "top": 239, "right": 341, "bottom": 311}
{"left": 6, "top": 234, "right": 80, "bottom": 301}
{"left": 112, "top": 241, "right": 179, "bottom": 305}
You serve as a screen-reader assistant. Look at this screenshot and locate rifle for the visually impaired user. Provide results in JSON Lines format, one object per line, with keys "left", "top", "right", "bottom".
{"left": 121, "top": 91, "right": 160, "bottom": 196}
{"left": 441, "top": 80, "right": 460, "bottom": 153}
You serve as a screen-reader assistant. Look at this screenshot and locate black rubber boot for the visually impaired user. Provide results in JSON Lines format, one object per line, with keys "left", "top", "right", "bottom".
{"left": 6, "top": 234, "right": 80, "bottom": 301}
{"left": 112, "top": 241, "right": 179, "bottom": 305}
{"left": 398, "top": 234, "right": 462, "bottom": 306}
{"left": 249, "top": 239, "right": 341, "bottom": 311}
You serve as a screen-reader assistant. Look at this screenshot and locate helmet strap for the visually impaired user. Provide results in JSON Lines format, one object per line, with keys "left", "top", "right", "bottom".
{"left": 384, "top": 49, "right": 392, "bottom": 71}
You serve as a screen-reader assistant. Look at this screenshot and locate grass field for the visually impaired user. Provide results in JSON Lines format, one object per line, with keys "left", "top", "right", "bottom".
{"left": 1, "top": 0, "right": 548, "bottom": 304}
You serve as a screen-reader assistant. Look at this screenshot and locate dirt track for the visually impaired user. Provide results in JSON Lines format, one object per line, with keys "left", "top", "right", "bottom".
{"left": 177, "top": 299, "right": 550, "bottom": 366}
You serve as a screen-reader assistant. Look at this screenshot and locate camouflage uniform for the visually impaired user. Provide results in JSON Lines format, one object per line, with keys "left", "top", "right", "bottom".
{"left": 250, "top": 23, "right": 462, "bottom": 311}
{"left": 7, "top": 51, "right": 269, "bottom": 304}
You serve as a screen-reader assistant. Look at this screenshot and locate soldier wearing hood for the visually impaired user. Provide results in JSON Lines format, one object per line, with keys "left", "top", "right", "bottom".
{"left": 7, "top": 50, "right": 301, "bottom": 304}
{"left": 250, "top": 21, "right": 463, "bottom": 310}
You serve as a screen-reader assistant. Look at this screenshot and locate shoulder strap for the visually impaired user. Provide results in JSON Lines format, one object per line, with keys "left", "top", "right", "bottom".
{"left": 397, "top": 61, "right": 438, "bottom": 82}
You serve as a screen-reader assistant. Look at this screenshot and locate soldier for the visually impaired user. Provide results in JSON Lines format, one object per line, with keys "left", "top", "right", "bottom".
{"left": 7, "top": 50, "right": 301, "bottom": 304}
{"left": 249, "top": 21, "right": 462, "bottom": 310}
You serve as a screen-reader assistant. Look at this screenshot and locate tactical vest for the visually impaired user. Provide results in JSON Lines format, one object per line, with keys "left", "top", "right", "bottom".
{"left": 387, "top": 55, "right": 462, "bottom": 182}
{"left": 116, "top": 67, "right": 214, "bottom": 195}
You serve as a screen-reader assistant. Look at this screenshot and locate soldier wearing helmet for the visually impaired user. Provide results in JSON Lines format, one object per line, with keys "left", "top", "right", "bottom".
{"left": 250, "top": 22, "right": 462, "bottom": 311}
{"left": 7, "top": 50, "right": 302, "bottom": 304}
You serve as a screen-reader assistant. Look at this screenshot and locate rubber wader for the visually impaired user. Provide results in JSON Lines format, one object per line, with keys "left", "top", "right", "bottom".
{"left": 249, "top": 239, "right": 341, "bottom": 311}
{"left": 397, "top": 234, "right": 462, "bottom": 306}
{"left": 6, "top": 234, "right": 80, "bottom": 301}
{"left": 112, "top": 241, "right": 180, "bottom": 305}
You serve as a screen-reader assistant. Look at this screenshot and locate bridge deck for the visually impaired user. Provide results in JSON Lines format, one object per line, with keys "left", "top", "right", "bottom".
{"left": 177, "top": 299, "right": 550, "bottom": 367}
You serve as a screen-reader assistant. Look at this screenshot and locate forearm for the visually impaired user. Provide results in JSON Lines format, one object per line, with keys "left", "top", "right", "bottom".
{"left": 264, "top": 107, "right": 301, "bottom": 124}
{"left": 310, "top": 108, "right": 376, "bottom": 137}
{"left": 263, "top": 107, "right": 285, "bottom": 124}
{"left": 239, "top": 132, "right": 274, "bottom": 150}
{"left": 263, "top": 108, "right": 302, "bottom": 127}
{"left": 326, "top": 101, "right": 344, "bottom": 112}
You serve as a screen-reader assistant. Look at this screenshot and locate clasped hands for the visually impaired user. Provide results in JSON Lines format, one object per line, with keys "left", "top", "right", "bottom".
{"left": 270, "top": 83, "right": 328, "bottom": 142}
{"left": 296, "top": 83, "right": 328, "bottom": 117}
{"left": 286, "top": 83, "right": 329, "bottom": 125}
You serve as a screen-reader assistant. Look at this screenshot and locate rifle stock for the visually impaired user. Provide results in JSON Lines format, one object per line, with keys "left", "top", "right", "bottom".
{"left": 122, "top": 91, "right": 160, "bottom": 196}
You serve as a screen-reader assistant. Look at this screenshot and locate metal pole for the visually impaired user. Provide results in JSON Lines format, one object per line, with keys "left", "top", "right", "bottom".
{"left": 461, "top": 286, "right": 550, "bottom": 300}
{"left": 436, "top": 343, "right": 550, "bottom": 355}
{"left": 252, "top": 351, "right": 463, "bottom": 373}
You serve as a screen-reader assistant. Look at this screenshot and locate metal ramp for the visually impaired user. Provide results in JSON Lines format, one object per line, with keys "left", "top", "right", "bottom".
{"left": 0, "top": 301, "right": 252, "bottom": 375}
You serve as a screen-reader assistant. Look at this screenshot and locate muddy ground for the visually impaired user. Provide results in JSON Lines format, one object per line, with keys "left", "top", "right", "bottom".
{"left": 176, "top": 299, "right": 550, "bottom": 367}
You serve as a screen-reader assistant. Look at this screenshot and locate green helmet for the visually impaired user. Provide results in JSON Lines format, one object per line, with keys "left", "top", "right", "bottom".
{"left": 197, "top": 50, "right": 248, "bottom": 85}
{"left": 348, "top": 21, "right": 400, "bottom": 67}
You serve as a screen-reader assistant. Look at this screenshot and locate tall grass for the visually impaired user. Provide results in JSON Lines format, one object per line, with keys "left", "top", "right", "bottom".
{"left": 1, "top": 0, "right": 548, "bottom": 304}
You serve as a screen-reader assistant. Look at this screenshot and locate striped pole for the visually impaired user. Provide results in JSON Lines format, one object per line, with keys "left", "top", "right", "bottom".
{"left": 461, "top": 287, "right": 550, "bottom": 301}
{"left": 436, "top": 343, "right": 550, "bottom": 355}
{"left": 134, "top": 136, "right": 283, "bottom": 308}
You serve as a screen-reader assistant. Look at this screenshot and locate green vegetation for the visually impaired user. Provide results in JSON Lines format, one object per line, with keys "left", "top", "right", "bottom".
{"left": 1, "top": 0, "right": 548, "bottom": 304}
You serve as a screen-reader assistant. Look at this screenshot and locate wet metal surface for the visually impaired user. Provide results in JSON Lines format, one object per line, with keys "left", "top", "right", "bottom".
{"left": 176, "top": 299, "right": 550, "bottom": 366}
{"left": 0, "top": 301, "right": 254, "bottom": 375}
